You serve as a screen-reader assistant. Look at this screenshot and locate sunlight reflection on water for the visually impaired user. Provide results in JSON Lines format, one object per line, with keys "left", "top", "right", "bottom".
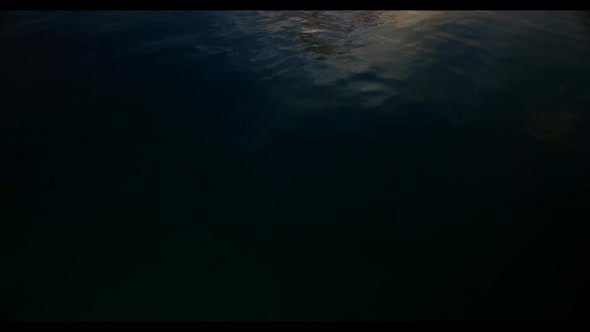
{"left": 210, "top": 11, "right": 590, "bottom": 148}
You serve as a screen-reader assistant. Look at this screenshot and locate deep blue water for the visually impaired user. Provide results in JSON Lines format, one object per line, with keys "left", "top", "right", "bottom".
{"left": 1, "top": 11, "right": 590, "bottom": 320}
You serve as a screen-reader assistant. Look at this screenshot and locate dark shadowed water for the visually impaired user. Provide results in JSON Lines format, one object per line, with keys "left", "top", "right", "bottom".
{"left": 1, "top": 11, "right": 590, "bottom": 321}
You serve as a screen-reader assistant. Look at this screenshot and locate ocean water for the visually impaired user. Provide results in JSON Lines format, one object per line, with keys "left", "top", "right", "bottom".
{"left": 1, "top": 11, "right": 589, "bottom": 320}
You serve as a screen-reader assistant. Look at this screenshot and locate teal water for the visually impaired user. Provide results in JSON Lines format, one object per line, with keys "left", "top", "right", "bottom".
{"left": 1, "top": 11, "right": 589, "bottom": 320}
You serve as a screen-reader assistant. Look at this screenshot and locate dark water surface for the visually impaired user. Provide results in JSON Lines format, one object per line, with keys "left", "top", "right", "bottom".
{"left": 1, "top": 11, "right": 590, "bottom": 320}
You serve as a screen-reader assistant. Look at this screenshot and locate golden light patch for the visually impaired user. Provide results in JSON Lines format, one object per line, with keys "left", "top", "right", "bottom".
{"left": 527, "top": 111, "right": 580, "bottom": 143}
{"left": 376, "top": 11, "right": 444, "bottom": 28}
